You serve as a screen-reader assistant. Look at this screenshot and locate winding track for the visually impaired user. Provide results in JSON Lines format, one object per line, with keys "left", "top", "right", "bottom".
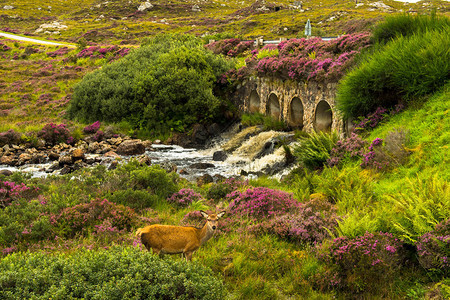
{"left": 0, "top": 31, "right": 75, "bottom": 47}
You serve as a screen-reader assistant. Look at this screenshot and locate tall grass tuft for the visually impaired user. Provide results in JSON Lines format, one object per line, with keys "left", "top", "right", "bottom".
{"left": 372, "top": 13, "right": 450, "bottom": 44}
{"left": 338, "top": 24, "right": 449, "bottom": 119}
{"left": 293, "top": 131, "right": 339, "bottom": 170}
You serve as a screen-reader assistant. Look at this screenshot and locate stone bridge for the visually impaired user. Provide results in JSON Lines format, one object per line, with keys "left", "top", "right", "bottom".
{"left": 234, "top": 77, "right": 345, "bottom": 134}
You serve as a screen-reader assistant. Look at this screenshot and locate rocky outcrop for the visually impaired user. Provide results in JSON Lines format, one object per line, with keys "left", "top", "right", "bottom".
{"left": 116, "top": 139, "right": 145, "bottom": 155}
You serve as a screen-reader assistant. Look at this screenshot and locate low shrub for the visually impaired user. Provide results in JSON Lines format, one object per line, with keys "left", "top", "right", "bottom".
{"left": 316, "top": 232, "right": 407, "bottom": 293}
{"left": 206, "top": 177, "right": 248, "bottom": 202}
{"left": 83, "top": 121, "right": 101, "bottom": 134}
{"left": 167, "top": 188, "right": 204, "bottom": 207}
{"left": 327, "top": 132, "right": 366, "bottom": 167}
{"left": 293, "top": 131, "right": 339, "bottom": 170}
{"left": 49, "top": 198, "right": 139, "bottom": 238}
{"left": 128, "top": 165, "right": 178, "bottom": 198}
{"left": 416, "top": 219, "right": 450, "bottom": 276}
{"left": 0, "top": 180, "right": 40, "bottom": 208}
{"left": 361, "top": 130, "right": 410, "bottom": 171}
{"left": 0, "top": 246, "right": 224, "bottom": 299}
{"left": 108, "top": 188, "right": 160, "bottom": 210}
{"left": 226, "top": 187, "right": 299, "bottom": 219}
{"left": 0, "top": 129, "right": 21, "bottom": 146}
{"left": 37, "top": 123, "right": 74, "bottom": 145}
{"left": 250, "top": 197, "right": 340, "bottom": 244}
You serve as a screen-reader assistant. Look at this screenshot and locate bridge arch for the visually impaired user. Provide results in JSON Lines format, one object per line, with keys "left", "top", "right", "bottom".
{"left": 314, "top": 100, "right": 332, "bottom": 132}
{"left": 249, "top": 90, "right": 260, "bottom": 113}
{"left": 288, "top": 96, "right": 304, "bottom": 128}
{"left": 266, "top": 93, "right": 281, "bottom": 119}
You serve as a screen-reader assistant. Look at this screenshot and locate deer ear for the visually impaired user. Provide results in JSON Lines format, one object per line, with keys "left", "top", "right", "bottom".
{"left": 200, "top": 210, "right": 209, "bottom": 218}
{"left": 217, "top": 211, "right": 226, "bottom": 219}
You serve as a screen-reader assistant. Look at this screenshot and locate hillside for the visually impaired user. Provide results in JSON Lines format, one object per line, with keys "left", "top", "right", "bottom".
{"left": 1, "top": 0, "right": 449, "bottom": 44}
{"left": 0, "top": 3, "right": 449, "bottom": 300}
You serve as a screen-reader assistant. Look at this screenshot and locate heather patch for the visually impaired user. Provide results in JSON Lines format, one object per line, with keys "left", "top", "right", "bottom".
{"left": 226, "top": 187, "right": 299, "bottom": 219}
{"left": 167, "top": 188, "right": 204, "bottom": 207}
{"left": 0, "top": 180, "right": 40, "bottom": 208}
{"left": 49, "top": 198, "right": 139, "bottom": 238}
{"left": 416, "top": 219, "right": 450, "bottom": 275}
{"left": 37, "top": 122, "right": 74, "bottom": 145}
{"left": 316, "top": 232, "right": 408, "bottom": 293}
{"left": 250, "top": 197, "right": 340, "bottom": 244}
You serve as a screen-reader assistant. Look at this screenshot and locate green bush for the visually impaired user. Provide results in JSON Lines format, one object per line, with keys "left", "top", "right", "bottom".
{"left": 372, "top": 14, "right": 450, "bottom": 44}
{"left": 68, "top": 34, "right": 234, "bottom": 135}
{"left": 129, "top": 165, "right": 178, "bottom": 199}
{"left": 293, "top": 131, "right": 338, "bottom": 170}
{"left": 108, "top": 188, "right": 160, "bottom": 210}
{"left": 337, "top": 26, "right": 449, "bottom": 119}
{"left": 0, "top": 246, "right": 225, "bottom": 299}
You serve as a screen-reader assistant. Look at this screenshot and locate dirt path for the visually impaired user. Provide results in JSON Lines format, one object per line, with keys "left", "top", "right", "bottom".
{"left": 0, "top": 31, "right": 75, "bottom": 47}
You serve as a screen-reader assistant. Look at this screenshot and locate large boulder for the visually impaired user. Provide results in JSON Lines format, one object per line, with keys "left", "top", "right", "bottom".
{"left": 116, "top": 139, "right": 145, "bottom": 155}
{"left": 213, "top": 151, "right": 227, "bottom": 162}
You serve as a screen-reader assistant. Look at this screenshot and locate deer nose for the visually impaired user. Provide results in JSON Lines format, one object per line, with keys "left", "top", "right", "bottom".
{"left": 212, "top": 225, "right": 217, "bottom": 230}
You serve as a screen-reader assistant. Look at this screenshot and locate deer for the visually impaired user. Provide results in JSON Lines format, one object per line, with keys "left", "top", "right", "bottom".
{"left": 136, "top": 210, "right": 225, "bottom": 261}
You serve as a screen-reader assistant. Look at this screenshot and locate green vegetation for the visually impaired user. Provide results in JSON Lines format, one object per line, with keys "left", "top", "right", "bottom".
{"left": 1, "top": 6, "right": 450, "bottom": 300}
{"left": 68, "top": 34, "right": 234, "bottom": 135}
{"left": 0, "top": 246, "right": 224, "bottom": 299}
{"left": 337, "top": 24, "right": 449, "bottom": 118}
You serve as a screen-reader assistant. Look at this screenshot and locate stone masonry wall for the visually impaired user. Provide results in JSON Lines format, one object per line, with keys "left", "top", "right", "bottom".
{"left": 233, "top": 77, "right": 345, "bottom": 135}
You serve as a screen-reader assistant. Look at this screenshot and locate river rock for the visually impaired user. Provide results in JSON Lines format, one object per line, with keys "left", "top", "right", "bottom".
{"left": 18, "top": 153, "right": 32, "bottom": 165}
{"left": 0, "top": 169, "right": 13, "bottom": 176}
{"left": 107, "top": 137, "right": 123, "bottom": 146}
{"left": 58, "top": 155, "right": 73, "bottom": 166}
{"left": 0, "top": 155, "right": 16, "bottom": 166}
{"left": 71, "top": 148, "right": 85, "bottom": 161}
{"left": 213, "top": 151, "right": 227, "bottom": 162}
{"left": 137, "top": 155, "right": 151, "bottom": 166}
{"left": 88, "top": 142, "right": 100, "bottom": 153}
{"left": 116, "top": 139, "right": 145, "bottom": 155}
{"left": 159, "top": 162, "right": 177, "bottom": 173}
{"left": 104, "top": 151, "right": 120, "bottom": 158}
{"left": 190, "top": 162, "right": 215, "bottom": 169}
{"left": 142, "top": 140, "right": 153, "bottom": 149}
{"left": 191, "top": 124, "right": 208, "bottom": 144}
{"left": 60, "top": 165, "right": 72, "bottom": 175}
{"left": 196, "top": 174, "right": 213, "bottom": 186}
{"left": 48, "top": 151, "right": 60, "bottom": 161}
{"left": 30, "top": 153, "right": 47, "bottom": 164}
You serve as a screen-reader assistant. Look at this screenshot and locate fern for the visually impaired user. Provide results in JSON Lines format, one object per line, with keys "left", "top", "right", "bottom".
{"left": 293, "top": 131, "right": 338, "bottom": 170}
{"left": 387, "top": 175, "right": 450, "bottom": 242}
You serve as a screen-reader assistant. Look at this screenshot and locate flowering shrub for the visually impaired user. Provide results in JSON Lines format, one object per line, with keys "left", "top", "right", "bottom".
{"left": 416, "top": 219, "right": 450, "bottom": 275}
{"left": 316, "top": 232, "right": 407, "bottom": 292}
{"left": 37, "top": 123, "right": 74, "bottom": 145}
{"left": 361, "top": 130, "right": 409, "bottom": 171}
{"left": 352, "top": 103, "right": 405, "bottom": 133}
{"left": 77, "top": 45, "right": 130, "bottom": 61}
{"left": 166, "top": 188, "right": 204, "bottom": 207}
{"left": 83, "top": 121, "right": 101, "bottom": 134}
{"left": 0, "top": 129, "right": 21, "bottom": 146}
{"left": 92, "top": 130, "right": 104, "bottom": 142}
{"left": 206, "top": 177, "right": 248, "bottom": 202}
{"left": 49, "top": 198, "right": 139, "bottom": 238}
{"left": 205, "top": 39, "right": 254, "bottom": 57}
{"left": 328, "top": 132, "right": 366, "bottom": 167}
{"left": 223, "top": 33, "right": 371, "bottom": 84}
{"left": 0, "top": 181, "right": 40, "bottom": 207}
{"left": 226, "top": 187, "right": 300, "bottom": 219}
{"left": 46, "top": 47, "right": 70, "bottom": 58}
{"left": 250, "top": 197, "right": 340, "bottom": 244}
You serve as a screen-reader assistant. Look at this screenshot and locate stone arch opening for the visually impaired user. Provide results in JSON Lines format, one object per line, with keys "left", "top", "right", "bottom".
{"left": 314, "top": 100, "right": 333, "bottom": 132}
{"left": 266, "top": 93, "right": 281, "bottom": 119}
{"left": 249, "top": 90, "right": 260, "bottom": 113}
{"left": 288, "top": 97, "right": 304, "bottom": 128}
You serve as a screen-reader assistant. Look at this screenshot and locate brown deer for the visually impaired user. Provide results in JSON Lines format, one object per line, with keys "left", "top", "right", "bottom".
{"left": 136, "top": 210, "right": 225, "bottom": 261}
